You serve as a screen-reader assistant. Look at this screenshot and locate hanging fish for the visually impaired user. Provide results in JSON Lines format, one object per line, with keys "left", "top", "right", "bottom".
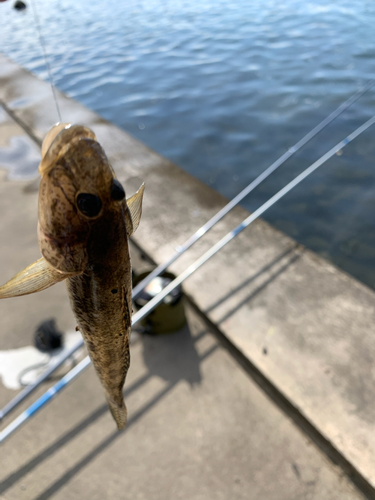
{"left": 0, "top": 123, "right": 144, "bottom": 429}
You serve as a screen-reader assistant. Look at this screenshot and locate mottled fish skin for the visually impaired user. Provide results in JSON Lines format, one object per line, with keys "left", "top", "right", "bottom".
{"left": 0, "top": 123, "right": 143, "bottom": 429}
{"left": 38, "top": 124, "right": 142, "bottom": 429}
{"left": 65, "top": 204, "right": 133, "bottom": 430}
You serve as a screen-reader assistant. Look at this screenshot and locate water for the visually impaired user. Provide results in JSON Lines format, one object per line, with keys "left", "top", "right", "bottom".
{"left": 1, "top": 0, "right": 375, "bottom": 288}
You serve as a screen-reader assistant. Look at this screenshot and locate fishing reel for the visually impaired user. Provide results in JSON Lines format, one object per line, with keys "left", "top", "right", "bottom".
{"left": 132, "top": 271, "right": 186, "bottom": 335}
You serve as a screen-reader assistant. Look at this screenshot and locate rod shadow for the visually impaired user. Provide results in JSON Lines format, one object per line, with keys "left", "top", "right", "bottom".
{"left": 1, "top": 247, "right": 300, "bottom": 496}
{"left": 215, "top": 249, "right": 302, "bottom": 325}
{"left": 0, "top": 322, "right": 215, "bottom": 498}
{"left": 205, "top": 243, "right": 301, "bottom": 316}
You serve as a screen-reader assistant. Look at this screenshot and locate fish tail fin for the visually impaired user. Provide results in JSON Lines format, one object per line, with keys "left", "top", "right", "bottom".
{"left": 107, "top": 397, "right": 127, "bottom": 430}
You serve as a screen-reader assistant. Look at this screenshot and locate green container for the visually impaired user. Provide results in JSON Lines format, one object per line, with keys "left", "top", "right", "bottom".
{"left": 133, "top": 270, "right": 186, "bottom": 335}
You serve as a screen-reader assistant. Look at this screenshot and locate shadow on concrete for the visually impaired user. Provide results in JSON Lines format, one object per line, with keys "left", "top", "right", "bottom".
{"left": 205, "top": 244, "right": 300, "bottom": 316}
{"left": 34, "top": 382, "right": 176, "bottom": 500}
{"left": 0, "top": 323, "right": 215, "bottom": 498}
{"left": 1, "top": 249, "right": 300, "bottom": 496}
{"left": 0, "top": 374, "right": 147, "bottom": 496}
{"left": 141, "top": 322, "right": 202, "bottom": 387}
{"left": 204, "top": 245, "right": 302, "bottom": 325}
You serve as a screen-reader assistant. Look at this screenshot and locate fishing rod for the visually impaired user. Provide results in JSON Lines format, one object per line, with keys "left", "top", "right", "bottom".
{"left": 132, "top": 80, "right": 375, "bottom": 300}
{"left": 2, "top": 113, "right": 374, "bottom": 443}
{"left": 0, "top": 82, "right": 373, "bottom": 423}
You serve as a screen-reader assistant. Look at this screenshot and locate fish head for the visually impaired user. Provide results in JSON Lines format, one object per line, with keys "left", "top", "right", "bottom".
{"left": 38, "top": 123, "right": 127, "bottom": 274}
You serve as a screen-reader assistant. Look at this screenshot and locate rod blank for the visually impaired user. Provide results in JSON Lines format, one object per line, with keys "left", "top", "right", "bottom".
{"left": 2, "top": 114, "right": 374, "bottom": 443}
{"left": 131, "top": 80, "right": 375, "bottom": 300}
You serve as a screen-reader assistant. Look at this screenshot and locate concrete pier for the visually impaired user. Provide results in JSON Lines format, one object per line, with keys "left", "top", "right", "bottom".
{"left": 0, "top": 53, "right": 374, "bottom": 499}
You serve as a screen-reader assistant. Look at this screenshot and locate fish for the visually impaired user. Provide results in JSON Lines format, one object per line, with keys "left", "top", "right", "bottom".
{"left": 0, "top": 123, "right": 145, "bottom": 429}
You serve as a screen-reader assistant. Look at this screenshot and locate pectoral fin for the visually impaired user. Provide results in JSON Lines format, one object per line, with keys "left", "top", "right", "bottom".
{"left": 0, "top": 257, "right": 76, "bottom": 299}
{"left": 125, "top": 183, "right": 145, "bottom": 236}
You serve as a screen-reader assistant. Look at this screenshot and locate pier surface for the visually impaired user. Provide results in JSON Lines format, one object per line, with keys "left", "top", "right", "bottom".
{"left": 0, "top": 53, "right": 374, "bottom": 499}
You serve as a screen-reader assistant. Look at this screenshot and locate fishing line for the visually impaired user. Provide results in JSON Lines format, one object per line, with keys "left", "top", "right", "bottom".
{"left": 0, "top": 83, "right": 373, "bottom": 423}
{"left": 1, "top": 113, "right": 374, "bottom": 443}
{"left": 30, "top": 0, "right": 62, "bottom": 122}
{"left": 132, "top": 80, "right": 375, "bottom": 300}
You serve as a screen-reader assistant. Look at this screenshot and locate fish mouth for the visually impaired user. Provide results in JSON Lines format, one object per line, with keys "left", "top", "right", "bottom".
{"left": 39, "top": 124, "right": 97, "bottom": 176}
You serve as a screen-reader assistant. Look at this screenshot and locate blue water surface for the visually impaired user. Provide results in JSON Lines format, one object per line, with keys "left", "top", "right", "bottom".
{"left": 1, "top": 0, "right": 375, "bottom": 288}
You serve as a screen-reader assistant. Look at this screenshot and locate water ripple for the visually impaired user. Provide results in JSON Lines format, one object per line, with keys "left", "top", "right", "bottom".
{"left": 0, "top": 0, "right": 375, "bottom": 288}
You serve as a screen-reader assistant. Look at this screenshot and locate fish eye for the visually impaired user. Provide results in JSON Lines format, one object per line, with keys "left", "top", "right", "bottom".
{"left": 111, "top": 178, "right": 125, "bottom": 201}
{"left": 77, "top": 193, "right": 102, "bottom": 218}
